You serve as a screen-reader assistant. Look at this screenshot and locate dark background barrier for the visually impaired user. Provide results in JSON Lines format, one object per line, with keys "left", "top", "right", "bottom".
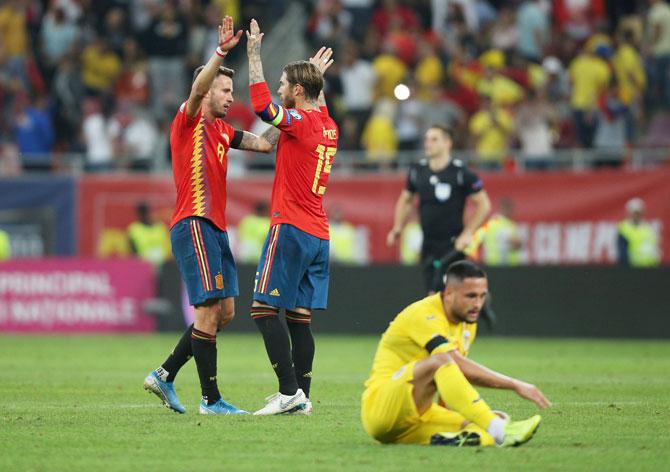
{"left": 0, "top": 176, "right": 77, "bottom": 256}
{"left": 158, "top": 263, "right": 670, "bottom": 338}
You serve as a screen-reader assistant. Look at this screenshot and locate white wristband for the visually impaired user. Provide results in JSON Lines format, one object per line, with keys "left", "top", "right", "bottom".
{"left": 215, "top": 47, "right": 227, "bottom": 58}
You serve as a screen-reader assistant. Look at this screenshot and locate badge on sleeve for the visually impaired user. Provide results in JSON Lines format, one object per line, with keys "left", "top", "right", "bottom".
{"left": 289, "top": 109, "right": 302, "bottom": 120}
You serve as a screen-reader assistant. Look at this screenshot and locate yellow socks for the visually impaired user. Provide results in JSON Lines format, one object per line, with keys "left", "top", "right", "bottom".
{"left": 434, "top": 363, "right": 496, "bottom": 431}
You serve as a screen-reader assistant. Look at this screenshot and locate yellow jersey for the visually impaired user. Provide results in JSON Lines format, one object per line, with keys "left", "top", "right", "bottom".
{"left": 469, "top": 108, "right": 514, "bottom": 161}
{"left": 365, "top": 294, "right": 477, "bottom": 390}
{"left": 568, "top": 54, "right": 611, "bottom": 110}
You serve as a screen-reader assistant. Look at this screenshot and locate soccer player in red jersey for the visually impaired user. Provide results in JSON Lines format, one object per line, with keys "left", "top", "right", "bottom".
{"left": 246, "top": 19, "right": 339, "bottom": 415}
{"left": 144, "top": 16, "right": 275, "bottom": 415}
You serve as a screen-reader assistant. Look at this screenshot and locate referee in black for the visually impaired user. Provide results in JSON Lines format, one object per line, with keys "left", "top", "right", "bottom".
{"left": 387, "top": 123, "right": 492, "bottom": 294}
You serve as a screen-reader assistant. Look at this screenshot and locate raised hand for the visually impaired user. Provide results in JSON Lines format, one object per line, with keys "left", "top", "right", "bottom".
{"left": 246, "top": 18, "right": 264, "bottom": 56}
{"left": 218, "top": 16, "right": 243, "bottom": 52}
{"left": 309, "top": 47, "right": 334, "bottom": 75}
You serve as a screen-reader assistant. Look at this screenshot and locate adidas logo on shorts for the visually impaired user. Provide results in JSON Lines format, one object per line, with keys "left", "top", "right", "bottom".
{"left": 269, "top": 288, "right": 280, "bottom": 296}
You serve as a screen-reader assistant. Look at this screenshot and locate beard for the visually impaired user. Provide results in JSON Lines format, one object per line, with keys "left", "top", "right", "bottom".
{"left": 452, "top": 305, "right": 479, "bottom": 324}
{"left": 282, "top": 93, "right": 296, "bottom": 108}
{"left": 213, "top": 106, "right": 228, "bottom": 119}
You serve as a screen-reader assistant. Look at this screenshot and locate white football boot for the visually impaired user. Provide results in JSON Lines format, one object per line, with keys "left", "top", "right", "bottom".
{"left": 253, "top": 389, "right": 307, "bottom": 416}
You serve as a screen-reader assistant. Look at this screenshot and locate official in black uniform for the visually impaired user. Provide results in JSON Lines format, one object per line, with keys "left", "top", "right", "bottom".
{"left": 387, "top": 124, "right": 491, "bottom": 292}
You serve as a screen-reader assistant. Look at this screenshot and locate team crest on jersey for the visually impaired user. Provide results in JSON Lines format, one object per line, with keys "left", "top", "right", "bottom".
{"left": 392, "top": 365, "right": 408, "bottom": 380}
{"left": 463, "top": 330, "right": 471, "bottom": 351}
{"left": 289, "top": 109, "right": 302, "bottom": 120}
{"left": 435, "top": 183, "right": 451, "bottom": 201}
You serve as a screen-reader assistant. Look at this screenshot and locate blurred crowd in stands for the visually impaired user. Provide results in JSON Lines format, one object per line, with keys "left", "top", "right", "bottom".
{"left": 1, "top": 0, "right": 670, "bottom": 174}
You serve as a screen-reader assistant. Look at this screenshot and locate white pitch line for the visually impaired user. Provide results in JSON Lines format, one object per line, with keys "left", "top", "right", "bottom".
{"left": 551, "top": 401, "right": 644, "bottom": 406}
{"left": 2, "top": 403, "right": 160, "bottom": 411}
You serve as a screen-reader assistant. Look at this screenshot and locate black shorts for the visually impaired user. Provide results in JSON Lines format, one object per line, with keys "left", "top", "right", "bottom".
{"left": 420, "top": 246, "right": 466, "bottom": 293}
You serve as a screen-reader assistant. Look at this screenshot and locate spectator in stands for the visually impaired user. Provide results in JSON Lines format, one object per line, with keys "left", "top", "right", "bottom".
{"left": 237, "top": 201, "right": 270, "bottom": 264}
{"left": 490, "top": 7, "right": 518, "bottom": 54}
{"left": 468, "top": 94, "right": 514, "bottom": 169}
{"left": 385, "top": 15, "right": 420, "bottom": 67}
{"left": 115, "top": 38, "right": 150, "bottom": 106}
{"left": 308, "top": 0, "right": 353, "bottom": 52}
{"left": 432, "top": 0, "right": 479, "bottom": 37}
{"left": 13, "top": 91, "right": 55, "bottom": 171}
{"left": 51, "top": 54, "right": 84, "bottom": 152}
{"left": 613, "top": 29, "right": 646, "bottom": 143}
{"left": 39, "top": 6, "right": 80, "bottom": 76}
{"left": 371, "top": 0, "right": 419, "bottom": 41}
{"left": 361, "top": 99, "right": 398, "bottom": 167}
{"left": 554, "top": 0, "right": 606, "bottom": 42}
{"left": 646, "top": 0, "right": 670, "bottom": 109}
{"left": 0, "top": 227, "right": 10, "bottom": 261}
{"left": 517, "top": 0, "right": 549, "bottom": 63}
{"left": 81, "top": 36, "right": 123, "bottom": 97}
{"left": 617, "top": 197, "right": 660, "bottom": 267}
{"left": 102, "top": 7, "right": 129, "bottom": 56}
{"left": 396, "top": 82, "right": 423, "bottom": 150}
{"left": 81, "top": 97, "right": 119, "bottom": 172}
{"left": 0, "top": 0, "right": 29, "bottom": 89}
{"left": 128, "top": 201, "right": 171, "bottom": 268}
{"left": 372, "top": 43, "right": 408, "bottom": 99}
{"left": 414, "top": 39, "right": 445, "bottom": 100}
{"left": 141, "top": 1, "right": 188, "bottom": 121}
{"left": 594, "top": 76, "right": 627, "bottom": 167}
{"left": 342, "top": 0, "right": 374, "bottom": 41}
{"left": 568, "top": 42, "right": 612, "bottom": 148}
{"left": 188, "top": 3, "right": 220, "bottom": 69}
{"left": 117, "top": 104, "right": 160, "bottom": 172}
{"left": 515, "top": 88, "right": 557, "bottom": 170}
{"left": 476, "top": 49, "right": 524, "bottom": 107}
{"left": 339, "top": 41, "right": 376, "bottom": 150}
{"left": 542, "top": 56, "right": 570, "bottom": 104}
{"left": 0, "top": 1, "right": 28, "bottom": 60}
{"left": 419, "top": 84, "right": 466, "bottom": 148}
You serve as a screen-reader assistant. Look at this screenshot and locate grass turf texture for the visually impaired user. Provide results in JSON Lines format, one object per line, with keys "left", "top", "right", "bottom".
{"left": 1, "top": 335, "right": 669, "bottom": 471}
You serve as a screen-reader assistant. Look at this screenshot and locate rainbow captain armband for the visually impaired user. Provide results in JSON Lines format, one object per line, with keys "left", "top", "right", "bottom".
{"left": 250, "top": 82, "right": 287, "bottom": 126}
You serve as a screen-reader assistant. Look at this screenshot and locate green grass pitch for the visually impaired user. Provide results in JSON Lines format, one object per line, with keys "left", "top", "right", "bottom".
{"left": 1, "top": 334, "right": 669, "bottom": 471}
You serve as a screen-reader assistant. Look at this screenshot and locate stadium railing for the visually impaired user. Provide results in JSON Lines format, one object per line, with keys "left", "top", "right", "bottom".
{"left": 14, "top": 147, "right": 670, "bottom": 176}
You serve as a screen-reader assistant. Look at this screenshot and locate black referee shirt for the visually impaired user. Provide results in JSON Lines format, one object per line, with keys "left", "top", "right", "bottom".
{"left": 406, "top": 158, "right": 484, "bottom": 257}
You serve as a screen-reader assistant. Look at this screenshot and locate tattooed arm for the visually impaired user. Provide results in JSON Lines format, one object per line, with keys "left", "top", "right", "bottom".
{"left": 261, "top": 127, "right": 280, "bottom": 147}
{"left": 246, "top": 19, "right": 265, "bottom": 85}
{"left": 236, "top": 130, "right": 274, "bottom": 152}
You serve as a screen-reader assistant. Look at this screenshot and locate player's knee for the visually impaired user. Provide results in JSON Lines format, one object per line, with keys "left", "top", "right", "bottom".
{"left": 195, "top": 303, "right": 220, "bottom": 331}
{"left": 219, "top": 305, "right": 235, "bottom": 326}
{"left": 430, "top": 352, "right": 454, "bottom": 370}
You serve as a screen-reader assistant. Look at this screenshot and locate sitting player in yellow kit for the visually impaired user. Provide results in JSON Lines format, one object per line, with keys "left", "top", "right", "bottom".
{"left": 361, "top": 261, "right": 550, "bottom": 446}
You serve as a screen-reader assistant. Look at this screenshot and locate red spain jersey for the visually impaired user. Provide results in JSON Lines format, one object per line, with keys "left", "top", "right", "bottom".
{"left": 169, "top": 101, "right": 236, "bottom": 231}
{"left": 250, "top": 82, "right": 339, "bottom": 240}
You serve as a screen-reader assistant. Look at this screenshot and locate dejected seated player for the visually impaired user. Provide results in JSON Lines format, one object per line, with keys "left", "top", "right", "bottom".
{"left": 361, "top": 261, "right": 550, "bottom": 447}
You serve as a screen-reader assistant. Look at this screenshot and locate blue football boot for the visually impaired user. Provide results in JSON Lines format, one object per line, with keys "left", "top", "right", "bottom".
{"left": 143, "top": 370, "right": 186, "bottom": 414}
{"left": 199, "top": 398, "right": 248, "bottom": 415}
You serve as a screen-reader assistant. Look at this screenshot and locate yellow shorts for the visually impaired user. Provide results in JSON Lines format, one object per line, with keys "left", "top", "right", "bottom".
{"left": 361, "top": 361, "right": 491, "bottom": 445}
